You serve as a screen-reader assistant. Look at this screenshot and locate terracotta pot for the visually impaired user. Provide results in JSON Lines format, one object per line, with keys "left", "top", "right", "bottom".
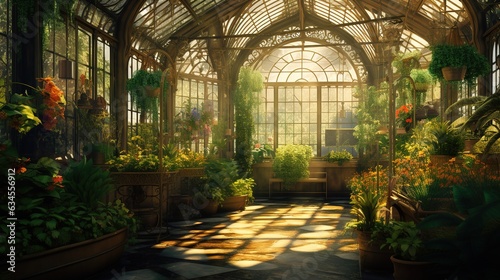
{"left": 357, "top": 230, "right": 393, "bottom": 273}
{"left": 219, "top": 195, "right": 248, "bottom": 212}
{"left": 17, "top": 227, "right": 128, "bottom": 280}
{"left": 199, "top": 199, "right": 219, "bottom": 217}
{"left": 429, "top": 154, "right": 454, "bottom": 166}
{"left": 464, "top": 139, "right": 479, "bottom": 153}
{"left": 390, "top": 255, "right": 440, "bottom": 280}
{"left": 144, "top": 86, "right": 160, "bottom": 97}
{"left": 441, "top": 66, "right": 466, "bottom": 81}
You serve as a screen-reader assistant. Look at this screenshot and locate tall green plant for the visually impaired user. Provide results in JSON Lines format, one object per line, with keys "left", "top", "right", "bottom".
{"left": 272, "top": 145, "right": 313, "bottom": 188}
{"left": 353, "top": 83, "right": 389, "bottom": 160}
{"left": 234, "top": 67, "right": 263, "bottom": 176}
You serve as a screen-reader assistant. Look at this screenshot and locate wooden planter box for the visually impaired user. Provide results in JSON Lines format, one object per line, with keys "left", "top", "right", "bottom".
{"left": 17, "top": 227, "right": 128, "bottom": 280}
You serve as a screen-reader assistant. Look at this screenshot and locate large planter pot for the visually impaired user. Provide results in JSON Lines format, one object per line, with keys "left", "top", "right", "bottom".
{"left": 219, "top": 195, "right": 248, "bottom": 212}
{"left": 17, "top": 227, "right": 128, "bottom": 280}
{"left": 390, "top": 255, "right": 440, "bottom": 280}
{"left": 357, "top": 230, "right": 393, "bottom": 273}
{"left": 199, "top": 199, "right": 219, "bottom": 217}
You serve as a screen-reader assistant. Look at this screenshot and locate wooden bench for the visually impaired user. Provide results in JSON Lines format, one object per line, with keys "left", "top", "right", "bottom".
{"left": 269, "top": 172, "right": 328, "bottom": 198}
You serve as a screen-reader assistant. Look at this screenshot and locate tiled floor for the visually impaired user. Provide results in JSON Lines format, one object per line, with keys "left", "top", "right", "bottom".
{"left": 88, "top": 199, "right": 389, "bottom": 280}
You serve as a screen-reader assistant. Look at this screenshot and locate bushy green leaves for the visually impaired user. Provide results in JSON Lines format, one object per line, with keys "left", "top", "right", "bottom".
{"left": 273, "top": 145, "right": 313, "bottom": 188}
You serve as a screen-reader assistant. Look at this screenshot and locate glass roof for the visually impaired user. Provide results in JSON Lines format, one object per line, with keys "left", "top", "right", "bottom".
{"left": 80, "top": 0, "right": 474, "bottom": 68}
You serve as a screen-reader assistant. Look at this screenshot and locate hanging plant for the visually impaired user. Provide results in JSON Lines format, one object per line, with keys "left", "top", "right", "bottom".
{"left": 428, "top": 44, "right": 489, "bottom": 83}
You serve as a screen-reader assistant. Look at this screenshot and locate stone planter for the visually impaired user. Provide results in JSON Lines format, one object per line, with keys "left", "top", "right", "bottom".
{"left": 17, "top": 227, "right": 128, "bottom": 280}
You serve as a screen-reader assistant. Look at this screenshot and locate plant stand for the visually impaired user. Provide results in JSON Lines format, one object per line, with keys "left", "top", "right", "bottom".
{"left": 111, "top": 172, "right": 177, "bottom": 241}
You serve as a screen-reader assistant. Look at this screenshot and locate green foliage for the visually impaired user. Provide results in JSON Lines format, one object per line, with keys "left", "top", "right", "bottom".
{"left": 0, "top": 94, "right": 42, "bottom": 134}
{"left": 418, "top": 185, "right": 500, "bottom": 278}
{"left": 126, "top": 69, "right": 163, "bottom": 112}
{"left": 228, "top": 178, "right": 256, "bottom": 203}
{"left": 0, "top": 142, "right": 136, "bottom": 257}
{"left": 201, "top": 158, "right": 240, "bottom": 203}
{"left": 428, "top": 44, "right": 490, "bottom": 84}
{"left": 234, "top": 67, "right": 263, "bottom": 177}
{"left": 427, "top": 120, "right": 465, "bottom": 156}
{"left": 272, "top": 145, "right": 313, "bottom": 188}
{"left": 347, "top": 190, "right": 384, "bottom": 232}
{"left": 448, "top": 90, "right": 500, "bottom": 155}
{"left": 324, "top": 149, "right": 353, "bottom": 165}
{"left": 353, "top": 83, "right": 389, "bottom": 159}
{"left": 381, "top": 221, "right": 423, "bottom": 261}
{"left": 62, "top": 158, "right": 115, "bottom": 209}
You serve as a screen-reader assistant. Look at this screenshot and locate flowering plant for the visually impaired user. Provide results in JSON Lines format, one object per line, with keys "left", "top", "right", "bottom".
{"left": 395, "top": 104, "right": 413, "bottom": 129}
{"left": 0, "top": 77, "right": 65, "bottom": 133}
{"left": 174, "top": 148, "right": 206, "bottom": 168}
{"left": 106, "top": 135, "right": 177, "bottom": 172}
{"left": 174, "top": 100, "right": 214, "bottom": 146}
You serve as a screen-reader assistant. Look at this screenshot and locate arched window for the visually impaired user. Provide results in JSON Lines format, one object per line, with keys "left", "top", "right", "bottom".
{"left": 253, "top": 41, "right": 362, "bottom": 156}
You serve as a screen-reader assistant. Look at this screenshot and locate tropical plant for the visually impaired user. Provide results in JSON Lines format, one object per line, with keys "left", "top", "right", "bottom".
{"left": 426, "top": 120, "right": 465, "bottom": 156}
{"left": 234, "top": 67, "right": 263, "bottom": 177}
{"left": 272, "top": 144, "right": 313, "bottom": 188}
{"left": 428, "top": 44, "right": 490, "bottom": 84}
{"left": 324, "top": 149, "right": 353, "bottom": 165}
{"left": 446, "top": 89, "right": 500, "bottom": 155}
{"left": 418, "top": 181, "right": 500, "bottom": 279}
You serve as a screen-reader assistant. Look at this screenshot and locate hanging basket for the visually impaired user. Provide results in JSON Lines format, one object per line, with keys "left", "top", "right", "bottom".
{"left": 144, "top": 86, "right": 160, "bottom": 97}
{"left": 442, "top": 66, "right": 467, "bottom": 81}
{"left": 414, "top": 83, "right": 429, "bottom": 92}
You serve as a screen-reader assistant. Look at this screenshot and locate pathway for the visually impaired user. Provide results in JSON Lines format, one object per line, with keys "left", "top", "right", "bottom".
{"left": 88, "top": 199, "right": 366, "bottom": 280}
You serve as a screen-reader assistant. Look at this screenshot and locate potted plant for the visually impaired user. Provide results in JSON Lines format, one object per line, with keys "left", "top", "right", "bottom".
{"left": 272, "top": 144, "right": 313, "bottom": 189}
{"left": 426, "top": 120, "right": 465, "bottom": 161}
{"left": 428, "top": 44, "right": 489, "bottom": 83}
{"left": 379, "top": 221, "right": 440, "bottom": 280}
{"left": 219, "top": 178, "right": 255, "bottom": 212}
{"left": 324, "top": 149, "right": 353, "bottom": 166}
{"left": 194, "top": 158, "right": 240, "bottom": 216}
{"left": 0, "top": 144, "right": 137, "bottom": 279}
{"left": 345, "top": 166, "right": 393, "bottom": 273}
{"left": 410, "top": 69, "right": 433, "bottom": 94}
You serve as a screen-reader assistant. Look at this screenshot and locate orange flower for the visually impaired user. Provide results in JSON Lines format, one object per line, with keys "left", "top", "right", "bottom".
{"left": 17, "top": 166, "right": 27, "bottom": 174}
{"left": 52, "top": 175, "right": 63, "bottom": 184}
